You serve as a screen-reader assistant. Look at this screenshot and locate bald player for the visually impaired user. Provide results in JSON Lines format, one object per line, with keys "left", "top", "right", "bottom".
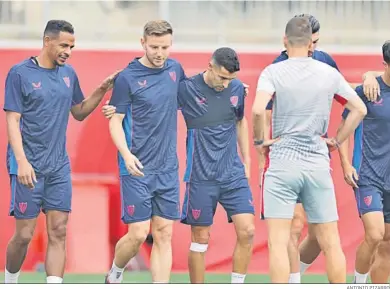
{"left": 253, "top": 16, "right": 367, "bottom": 283}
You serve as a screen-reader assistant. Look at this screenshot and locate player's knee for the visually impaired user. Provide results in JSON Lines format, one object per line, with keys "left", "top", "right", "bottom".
{"left": 127, "top": 224, "right": 149, "bottom": 246}
{"left": 364, "top": 229, "right": 384, "bottom": 248}
{"left": 314, "top": 223, "right": 342, "bottom": 253}
{"left": 237, "top": 223, "right": 255, "bottom": 244}
{"left": 47, "top": 222, "right": 67, "bottom": 243}
{"left": 14, "top": 226, "right": 34, "bottom": 246}
{"left": 290, "top": 220, "right": 304, "bottom": 244}
{"left": 152, "top": 223, "right": 173, "bottom": 246}
{"left": 191, "top": 227, "right": 210, "bottom": 245}
{"left": 377, "top": 240, "right": 390, "bottom": 258}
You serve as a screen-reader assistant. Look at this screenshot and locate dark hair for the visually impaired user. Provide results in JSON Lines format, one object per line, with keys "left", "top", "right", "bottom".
{"left": 143, "top": 20, "right": 173, "bottom": 38}
{"left": 383, "top": 41, "right": 390, "bottom": 63}
{"left": 294, "top": 14, "right": 320, "bottom": 34}
{"left": 285, "top": 17, "right": 312, "bottom": 47}
{"left": 44, "top": 20, "right": 74, "bottom": 37}
{"left": 211, "top": 47, "right": 240, "bottom": 73}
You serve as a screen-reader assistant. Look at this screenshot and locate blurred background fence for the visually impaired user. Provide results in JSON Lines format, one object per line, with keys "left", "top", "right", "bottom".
{"left": 0, "top": 0, "right": 388, "bottom": 47}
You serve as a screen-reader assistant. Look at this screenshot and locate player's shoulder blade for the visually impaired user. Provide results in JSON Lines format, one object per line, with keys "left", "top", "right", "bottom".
{"left": 182, "top": 73, "right": 200, "bottom": 90}
{"left": 9, "top": 58, "right": 33, "bottom": 74}
{"left": 314, "top": 49, "right": 332, "bottom": 60}
{"left": 230, "top": 78, "right": 244, "bottom": 92}
{"left": 272, "top": 50, "right": 288, "bottom": 64}
{"left": 60, "top": 63, "right": 77, "bottom": 75}
{"left": 313, "top": 50, "right": 337, "bottom": 67}
{"left": 166, "top": 57, "right": 180, "bottom": 66}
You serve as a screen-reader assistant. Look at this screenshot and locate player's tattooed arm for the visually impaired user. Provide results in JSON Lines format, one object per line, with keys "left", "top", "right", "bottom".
{"left": 337, "top": 119, "right": 358, "bottom": 188}
{"left": 236, "top": 116, "right": 251, "bottom": 179}
{"left": 252, "top": 91, "right": 270, "bottom": 142}
{"left": 252, "top": 91, "right": 279, "bottom": 152}
{"left": 253, "top": 68, "right": 280, "bottom": 155}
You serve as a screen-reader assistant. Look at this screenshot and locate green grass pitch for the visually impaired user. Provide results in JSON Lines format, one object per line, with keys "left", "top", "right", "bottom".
{"left": 0, "top": 272, "right": 357, "bottom": 283}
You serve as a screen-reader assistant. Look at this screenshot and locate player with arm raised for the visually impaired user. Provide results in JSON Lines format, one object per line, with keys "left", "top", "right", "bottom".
{"left": 338, "top": 40, "right": 390, "bottom": 284}
{"left": 105, "top": 20, "right": 185, "bottom": 284}
{"left": 4, "top": 20, "right": 116, "bottom": 284}
{"left": 259, "top": 13, "right": 382, "bottom": 283}
{"left": 252, "top": 16, "right": 366, "bottom": 283}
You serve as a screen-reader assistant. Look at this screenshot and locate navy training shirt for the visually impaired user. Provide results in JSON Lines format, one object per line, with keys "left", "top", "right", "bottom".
{"left": 109, "top": 58, "right": 185, "bottom": 176}
{"left": 266, "top": 49, "right": 340, "bottom": 110}
{"left": 179, "top": 73, "right": 246, "bottom": 183}
{"left": 342, "top": 77, "right": 390, "bottom": 189}
{"left": 4, "top": 58, "right": 84, "bottom": 175}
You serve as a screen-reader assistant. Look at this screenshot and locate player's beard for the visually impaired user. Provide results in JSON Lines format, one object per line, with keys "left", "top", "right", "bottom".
{"left": 146, "top": 53, "right": 165, "bottom": 68}
{"left": 55, "top": 53, "right": 68, "bottom": 67}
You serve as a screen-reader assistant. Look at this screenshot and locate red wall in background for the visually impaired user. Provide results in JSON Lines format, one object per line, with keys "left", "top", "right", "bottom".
{"left": 0, "top": 48, "right": 384, "bottom": 273}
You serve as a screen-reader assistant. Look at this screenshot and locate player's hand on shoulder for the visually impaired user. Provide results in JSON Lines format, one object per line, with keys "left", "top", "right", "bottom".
{"left": 102, "top": 100, "right": 116, "bottom": 119}
{"left": 341, "top": 163, "right": 358, "bottom": 188}
{"left": 100, "top": 69, "right": 123, "bottom": 91}
{"left": 17, "top": 158, "right": 37, "bottom": 189}
{"left": 124, "top": 153, "right": 144, "bottom": 177}
{"left": 363, "top": 74, "right": 380, "bottom": 102}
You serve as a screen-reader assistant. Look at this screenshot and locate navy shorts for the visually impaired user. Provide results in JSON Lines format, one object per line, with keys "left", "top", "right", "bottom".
{"left": 181, "top": 177, "right": 254, "bottom": 226}
{"left": 120, "top": 171, "right": 180, "bottom": 224}
{"left": 354, "top": 185, "right": 390, "bottom": 223}
{"left": 9, "top": 164, "right": 72, "bottom": 219}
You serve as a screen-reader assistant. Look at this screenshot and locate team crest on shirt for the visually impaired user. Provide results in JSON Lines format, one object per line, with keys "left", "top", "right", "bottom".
{"left": 63, "top": 76, "right": 70, "bottom": 88}
{"left": 127, "top": 205, "right": 135, "bottom": 216}
{"left": 373, "top": 98, "right": 384, "bottom": 106}
{"left": 169, "top": 71, "right": 176, "bottom": 82}
{"left": 192, "top": 209, "right": 201, "bottom": 220}
{"left": 19, "top": 202, "right": 27, "bottom": 214}
{"left": 364, "top": 195, "right": 372, "bottom": 206}
{"left": 230, "top": 95, "right": 239, "bottom": 107}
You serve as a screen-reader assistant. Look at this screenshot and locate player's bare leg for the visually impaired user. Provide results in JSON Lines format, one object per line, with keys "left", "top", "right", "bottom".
{"left": 288, "top": 204, "right": 305, "bottom": 283}
{"left": 231, "top": 213, "right": 255, "bottom": 283}
{"left": 189, "top": 225, "right": 211, "bottom": 283}
{"left": 150, "top": 216, "right": 174, "bottom": 283}
{"left": 354, "top": 212, "right": 384, "bottom": 283}
{"left": 45, "top": 211, "right": 69, "bottom": 283}
{"left": 369, "top": 223, "right": 390, "bottom": 283}
{"left": 106, "top": 220, "right": 150, "bottom": 283}
{"left": 5, "top": 219, "right": 37, "bottom": 283}
{"left": 267, "top": 218, "right": 292, "bottom": 283}
{"left": 299, "top": 223, "right": 321, "bottom": 273}
{"left": 313, "top": 221, "right": 346, "bottom": 283}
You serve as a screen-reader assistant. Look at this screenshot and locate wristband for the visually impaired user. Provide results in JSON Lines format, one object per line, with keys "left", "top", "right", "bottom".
{"left": 254, "top": 140, "right": 264, "bottom": 146}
